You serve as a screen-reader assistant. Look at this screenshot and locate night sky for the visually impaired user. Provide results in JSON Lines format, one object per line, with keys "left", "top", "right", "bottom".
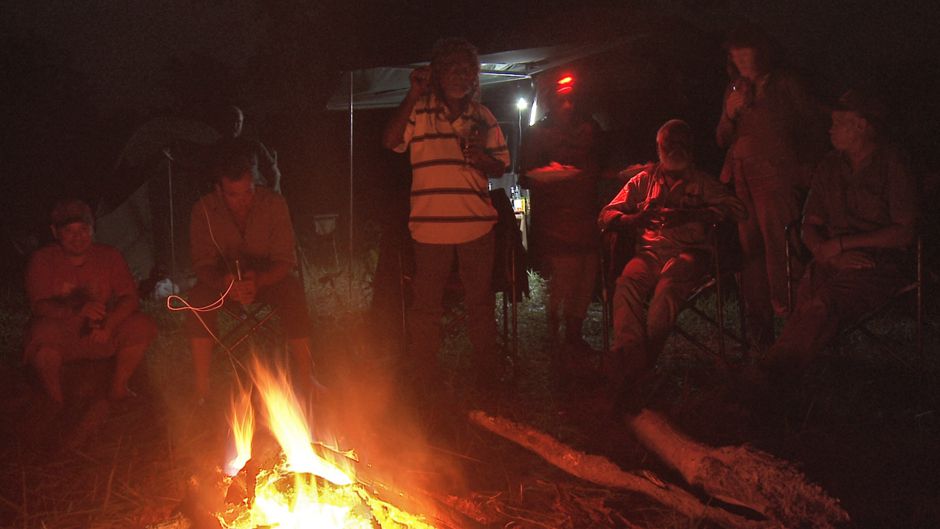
{"left": 2, "top": 0, "right": 938, "bottom": 245}
{"left": 4, "top": 0, "right": 935, "bottom": 105}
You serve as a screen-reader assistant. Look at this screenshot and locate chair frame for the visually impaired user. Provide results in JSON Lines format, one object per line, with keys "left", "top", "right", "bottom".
{"left": 785, "top": 225, "right": 925, "bottom": 364}
{"left": 217, "top": 303, "right": 283, "bottom": 353}
{"left": 214, "top": 243, "right": 308, "bottom": 354}
{"left": 599, "top": 222, "right": 746, "bottom": 368}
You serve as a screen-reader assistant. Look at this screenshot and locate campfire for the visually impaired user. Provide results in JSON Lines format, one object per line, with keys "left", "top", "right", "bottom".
{"left": 207, "top": 358, "right": 439, "bottom": 529}
{"left": 155, "top": 356, "right": 850, "bottom": 529}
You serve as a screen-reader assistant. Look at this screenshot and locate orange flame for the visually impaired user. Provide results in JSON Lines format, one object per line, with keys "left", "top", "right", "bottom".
{"left": 250, "top": 358, "right": 352, "bottom": 486}
{"left": 216, "top": 357, "right": 438, "bottom": 529}
{"left": 224, "top": 381, "right": 254, "bottom": 476}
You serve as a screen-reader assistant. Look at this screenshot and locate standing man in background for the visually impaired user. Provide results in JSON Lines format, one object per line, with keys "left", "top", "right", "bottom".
{"left": 716, "top": 25, "right": 827, "bottom": 349}
{"left": 521, "top": 73, "right": 602, "bottom": 366}
{"left": 209, "top": 105, "right": 281, "bottom": 193}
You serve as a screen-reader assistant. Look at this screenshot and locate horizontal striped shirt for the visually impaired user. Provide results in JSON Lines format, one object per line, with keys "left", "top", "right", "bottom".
{"left": 393, "top": 94, "right": 510, "bottom": 244}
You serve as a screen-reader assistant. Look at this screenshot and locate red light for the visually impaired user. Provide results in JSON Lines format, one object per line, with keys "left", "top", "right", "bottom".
{"left": 555, "top": 75, "right": 575, "bottom": 95}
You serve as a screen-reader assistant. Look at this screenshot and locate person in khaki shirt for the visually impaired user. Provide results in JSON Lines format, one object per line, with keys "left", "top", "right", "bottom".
{"left": 186, "top": 155, "right": 312, "bottom": 401}
{"left": 716, "top": 25, "right": 828, "bottom": 349}
{"left": 599, "top": 120, "right": 746, "bottom": 411}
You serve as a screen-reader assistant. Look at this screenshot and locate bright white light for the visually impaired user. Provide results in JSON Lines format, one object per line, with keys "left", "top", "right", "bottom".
{"left": 528, "top": 97, "right": 539, "bottom": 126}
{"left": 516, "top": 97, "right": 529, "bottom": 111}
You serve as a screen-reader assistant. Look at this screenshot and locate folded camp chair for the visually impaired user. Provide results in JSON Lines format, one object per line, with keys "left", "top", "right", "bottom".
{"left": 600, "top": 221, "right": 746, "bottom": 368}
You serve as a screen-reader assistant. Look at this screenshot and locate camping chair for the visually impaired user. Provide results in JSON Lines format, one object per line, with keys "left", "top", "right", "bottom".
{"left": 785, "top": 227, "right": 926, "bottom": 364}
{"left": 217, "top": 302, "right": 283, "bottom": 353}
{"left": 600, "top": 221, "right": 746, "bottom": 368}
{"left": 215, "top": 242, "right": 310, "bottom": 354}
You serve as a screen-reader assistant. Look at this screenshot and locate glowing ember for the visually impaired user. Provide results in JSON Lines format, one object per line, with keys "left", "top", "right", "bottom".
{"left": 217, "top": 358, "right": 439, "bottom": 529}
{"left": 220, "top": 459, "right": 374, "bottom": 529}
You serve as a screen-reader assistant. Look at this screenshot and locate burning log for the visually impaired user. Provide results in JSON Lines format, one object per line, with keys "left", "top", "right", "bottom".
{"left": 223, "top": 459, "right": 258, "bottom": 508}
{"left": 176, "top": 462, "right": 462, "bottom": 529}
{"left": 165, "top": 357, "right": 485, "bottom": 529}
{"left": 628, "top": 410, "right": 850, "bottom": 529}
{"left": 470, "top": 409, "right": 848, "bottom": 529}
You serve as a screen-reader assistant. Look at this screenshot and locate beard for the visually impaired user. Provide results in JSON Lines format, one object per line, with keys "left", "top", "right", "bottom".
{"left": 659, "top": 148, "right": 691, "bottom": 172}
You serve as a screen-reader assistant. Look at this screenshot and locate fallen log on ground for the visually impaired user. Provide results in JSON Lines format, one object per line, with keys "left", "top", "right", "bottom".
{"left": 469, "top": 410, "right": 769, "bottom": 529}
{"left": 628, "top": 409, "right": 849, "bottom": 529}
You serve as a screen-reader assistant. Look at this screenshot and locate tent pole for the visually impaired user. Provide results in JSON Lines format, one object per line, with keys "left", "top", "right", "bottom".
{"left": 167, "top": 153, "right": 176, "bottom": 285}
{"left": 348, "top": 70, "right": 355, "bottom": 303}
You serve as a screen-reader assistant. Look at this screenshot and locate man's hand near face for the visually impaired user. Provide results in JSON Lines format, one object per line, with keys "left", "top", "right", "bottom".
{"left": 724, "top": 90, "right": 749, "bottom": 120}
{"left": 409, "top": 66, "right": 431, "bottom": 98}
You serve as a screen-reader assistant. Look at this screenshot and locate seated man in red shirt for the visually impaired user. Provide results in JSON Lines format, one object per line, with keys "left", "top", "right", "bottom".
{"left": 186, "top": 155, "right": 312, "bottom": 401}
{"left": 599, "top": 120, "right": 746, "bottom": 410}
{"left": 25, "top": 198, "right": 157, "bottom": 404}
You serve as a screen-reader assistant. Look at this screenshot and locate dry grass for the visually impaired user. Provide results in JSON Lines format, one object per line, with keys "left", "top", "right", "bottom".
{"left": 0, "top": 255, "right": 938, "bottom": 529}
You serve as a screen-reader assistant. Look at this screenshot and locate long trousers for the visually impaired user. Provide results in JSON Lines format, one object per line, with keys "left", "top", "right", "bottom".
{"left": 611, "top": 246, "right": 709, "bottom": 379}
{"left": 544, "top": 251, "right": 599, "bottom": 342}
{"left": 762, "top": 258, "right": 904, "bottom": 377}
{"left": 408, "top": 230, "right": 497, "bottom": 382}
{"left": 733, "top": 157, "right": 805, "bottom": 346}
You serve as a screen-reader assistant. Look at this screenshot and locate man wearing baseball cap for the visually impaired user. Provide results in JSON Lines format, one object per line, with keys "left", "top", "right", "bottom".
{"left": 24, "top": 198, "right": 156, "bottom": 405}
{"left": 750, "top": 90, "right": 917, "bottom": 387}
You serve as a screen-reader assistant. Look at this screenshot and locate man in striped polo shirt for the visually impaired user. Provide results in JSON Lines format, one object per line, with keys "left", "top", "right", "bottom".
{"left": 383, "top": 38, "right": 510, "bottom": 394}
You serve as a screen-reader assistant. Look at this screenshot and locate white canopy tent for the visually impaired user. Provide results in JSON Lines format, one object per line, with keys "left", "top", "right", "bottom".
{"left": 326, "top": 43, "right": 623, "bottom": 111}
{"left": 325, "top": 39, "right": 647, "bottom": 275}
